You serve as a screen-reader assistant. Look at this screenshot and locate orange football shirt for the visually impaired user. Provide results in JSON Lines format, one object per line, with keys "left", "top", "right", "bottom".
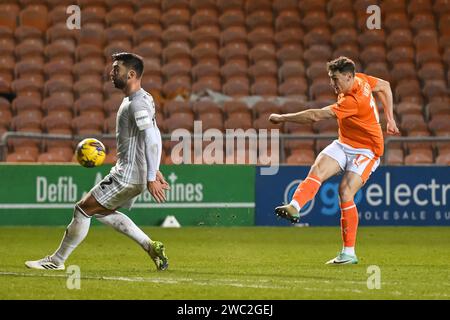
{"left": 331, "top": 73, "right": 384, "bottom": 157}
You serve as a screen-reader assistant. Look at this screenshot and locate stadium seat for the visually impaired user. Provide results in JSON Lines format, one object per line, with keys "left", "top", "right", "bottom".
{"left": 436, "top": 149, "right": 450, "bottom": 165}
{"left": 12, "top": 96, "right": 41, "bottom": 114}
{"left": 332, "top": 28, "right": 358, "bottom": 47}
{"left": 224, "top": 112, "right": 252, "bottom": 130}
{"left": 190, "top": 25, "right": 220, "bottom": 46}
{"left": 42, "top": 92, "right": 74, "bottom": 114}
{"left": 304, "top": 27, "right": 331, "bottom": 47}
{"left": 191, "top": 8, "right": 218, "bottom": 29}
{"left": 251, "top": 77, "right": 278, "bottom": 97}
{"left": 404, "top": 148, "right": 434, "bottom": 164}
{"left": 165, "top": 112, "right": 195, "bottom": 132}
{"left": 385, "top": 147, "right": 404, "bottom": 165}
{"left": 192, "top": 61, "right": 220, "bottom": 80}
{"left": 72, "top": 113, "right": 104, "bottom": 135}
{"left": 42, "top": 111, "right": 73, "bottom": 133}
{"left": 162, "top": 76, "right": 191, "bottom": 99}
{"left": 134, "top": 25, "right": 162, "bottom": 44}
{"left": 252, "top": 100, "right": 280, "bottom": 118}
{"left": 193, "top": 100, "right": 222, "bottom": 115}
{"left": 279, "top": 77, "right": 308, "bottom": 97}
{"left": 275, "top": 27, "right": 304, "bottom": 46}
{"left": 162, "top": 25, "right": 190, "bottom": 44}
{"left": 6, "top": 151, "right": 37, "bottom": 162}
{"left": 192, "top": 76, "right": 221, "bottom": 93}
{"left": 425, "top": 101, "right": 450, "bottom": 120}
{"left": 253, "top": 113, "right": 282, "bottom": 131}
{"left": 249, "top": 43, "right": 276, "bottom": 63}
{"left": 302, "top": 11, "right": 327, "bottom": 30}
{"left": 220, "top": 59, "right": 248, "bottom": 81}
{"left": 162, "top": 59, "right": 192, "bottom": 79}
{"left": 275, "top": 10, "right": 301, "bottom": 31}
{"left": 246, "top": 10, "right": 273, "bottom": 30}
{"left": 19, "top": 5, "right": 48, "bottom": 33}
{"left": 191, "top": 0, "right": 217, "bottom": 10}
{"left": 105, "top": 6, "right": 134, "bottom": 26}
{"left": 0, "top": 108, "right": 12, "bottom": 131}
{"left": 164, "top": 100, "right": 192, "bottom": 117}
{"left": 223, "top": 100, "right": 249, "bottom": 115}
{"left": 248, "top": 60, "right": 277, "bottom": 80}
{"left": 329, "top": 12, "right": 356, "bottom": 30}
{"left": 285, "top": 149, "right": 316, "bottom": 165}
{"left": 222, "top": 77, "right": 249, "bottom": 97}
{"left": 198, "top": 112, "right": 224, "bottom": 132}
{"left": 273, "top": 0, "right": 298, "bottom": 13}
{"left": 161, "top": 8, "right": 190, "bottom": 27}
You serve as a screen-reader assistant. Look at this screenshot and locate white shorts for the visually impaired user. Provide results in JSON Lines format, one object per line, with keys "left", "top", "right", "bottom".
{"left": 91, "top": 174, "right": 145, "bottom": 210}
{"left": 320, "top": 140, "right": 380, "bottom": 183}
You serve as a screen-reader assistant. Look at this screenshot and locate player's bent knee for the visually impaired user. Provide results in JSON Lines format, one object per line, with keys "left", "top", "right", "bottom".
{"left": 77, "top": 194, "right": 113, "bottom": 216}
{"left": 338, "top": 184, "right": 354, "bottom": 202}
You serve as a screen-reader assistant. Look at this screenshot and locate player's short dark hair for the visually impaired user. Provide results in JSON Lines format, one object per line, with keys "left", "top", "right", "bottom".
{"left": 111, "top": 52, "right": 144, "bottom": 78}
{"left": 327, "top": 56, "right": 355, "bottom": 76}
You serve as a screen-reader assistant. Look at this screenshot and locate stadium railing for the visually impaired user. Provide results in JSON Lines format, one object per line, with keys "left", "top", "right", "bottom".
{"left": 1, "top": 131, "right": 449, "bottom": 165}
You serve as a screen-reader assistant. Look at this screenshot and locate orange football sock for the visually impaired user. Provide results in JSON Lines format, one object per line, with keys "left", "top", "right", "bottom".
{"left": 291, "top": 174, "right": 321, "bottom": 210}
{"left": 340, "top": 200, "right": 359, "bottom": 247}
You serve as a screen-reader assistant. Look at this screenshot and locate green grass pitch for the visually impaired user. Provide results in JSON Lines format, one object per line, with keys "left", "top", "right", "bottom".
{"left": 0, "top": 226, "right": 449, "bottom": 299}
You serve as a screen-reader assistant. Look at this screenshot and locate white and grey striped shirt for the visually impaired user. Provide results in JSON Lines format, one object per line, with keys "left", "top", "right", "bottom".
{"left": 110, "top": 88, "right": 161, "bottom": 184}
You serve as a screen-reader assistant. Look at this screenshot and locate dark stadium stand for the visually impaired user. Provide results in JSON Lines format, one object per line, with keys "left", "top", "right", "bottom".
{"left": 0, "top": 0, "right": 449, "bottom": 164}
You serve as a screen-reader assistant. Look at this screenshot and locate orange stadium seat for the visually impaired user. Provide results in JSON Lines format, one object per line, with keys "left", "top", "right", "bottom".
{"left": 192, "top": 61, "right": 220, "bottom": 80}
{"left": 279, "top": 77, "right": 308, "bottom": 97}
{"left": 191, "top": 0, "right": 217, "bottom": 10}
{"left": 193, "top": 100, "right": 222, "bottom": 115}
{"left": 302, "top": 11, "right": 327, "bottom": 30}
{"left": 162, "top": 25, "right": 190, "bottom": 44}
{"left": 42, "top": 92, "right": 74, "bottom": 114}
{"left": 252, "top": 100, "right": 280, "bottom": 118}
{"left": 275, "top": 27, "right": 304, "bottom": 46}
{"left": 163, "top": 100, "right": 192, "bottom": 117}
{"left": 192, "top": 76, "right": 221, "bottom": 93}
{"left": 161, "top": 7, "right": 191, "bottom": 27}
{"left": 221, "top": 59, "right": 248, "bottom": 81}
{"left": 198, "top": 112, "right": 224, "bottom": 132}
{"left": 251, "top": 76, "right": 278, "bottom": 96}
{"left": 222, "top": 76, "right": 249, "bottom": 97}
{"left": 219, "top": 8, "right": 245, "bottom": 29}
{"left": 224, "top": 111, "right": 253, "bottom": 130}
{"left": 165, "top": 112, "right": 195, "bottom": 133}
{"left": 275, "top": 10, "right": 301, "bottom": 32}
{"left": 223, "top": 100, "right": 249, "bottom": 115}
{"left": 191, "top": 8, "right": 218, "bottom": 29}
{"left": 286, "top": 149, "right": 316, "bottom": 165}
{"left": 273, "top": 0, "right": 298, "bottom": 13}
{"left": 191, "top": 25, "right": 220, "bottom": 46}
{"left": 72, "top": 113, "right": 104, "bottom": 135}
{"left": 385, "top": 147, "right": 405, "bottom": 165}
{"left": 276, "top": 43, "right": 303, "bottom": 64}
{"left": 249, "top": 60, "right": 277, "bottom": 80}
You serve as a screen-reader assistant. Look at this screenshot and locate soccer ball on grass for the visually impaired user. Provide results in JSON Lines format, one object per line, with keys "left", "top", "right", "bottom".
{"left": 75, "top": 138, "right": 106, "bottom": 168}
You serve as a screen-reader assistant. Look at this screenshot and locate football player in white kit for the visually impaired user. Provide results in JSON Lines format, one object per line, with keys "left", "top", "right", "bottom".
{"left": 25, "top": 53, "right": 170, "bottom": 271}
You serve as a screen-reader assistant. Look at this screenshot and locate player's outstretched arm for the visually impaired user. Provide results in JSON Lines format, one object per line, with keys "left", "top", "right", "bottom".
{"left": 372, "top": 78, "right": 400, "bottom": 135}
{"left": 269, "top": 106, "right": 336, "bottom": 124}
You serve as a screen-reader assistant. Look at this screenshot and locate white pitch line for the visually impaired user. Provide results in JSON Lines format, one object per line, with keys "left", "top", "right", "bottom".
{"left": 1, "top": 271, "right": 449, "bottom": 298}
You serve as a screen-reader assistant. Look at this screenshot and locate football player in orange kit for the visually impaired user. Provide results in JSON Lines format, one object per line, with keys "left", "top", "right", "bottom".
{"left": 269, "top": 56, "right": 400, "bottom": 264}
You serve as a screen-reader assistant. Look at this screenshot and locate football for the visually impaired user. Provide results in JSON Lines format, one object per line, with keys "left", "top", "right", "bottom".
{"left": 75, "top": 138, "right": 106, "bottom": 168}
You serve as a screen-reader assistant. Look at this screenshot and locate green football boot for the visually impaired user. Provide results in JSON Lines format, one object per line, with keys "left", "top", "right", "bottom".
{"left": 148, "top": 241, "right": 169, "bottom": 271}
{"left": 274, "top": 204, "right": 300, "bottom": 224}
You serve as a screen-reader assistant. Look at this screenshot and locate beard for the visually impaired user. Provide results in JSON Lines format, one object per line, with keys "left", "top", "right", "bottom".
{"left": 112, "top": 77, "right": 127, "bottom": 89}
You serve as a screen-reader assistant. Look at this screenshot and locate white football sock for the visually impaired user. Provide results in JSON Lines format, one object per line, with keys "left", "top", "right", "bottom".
{"left": 342, "top": 246, "right": 355, "bottom": 256}
{"left": 290, "top": 199, "right": 301, "bottom": 213}
{"left": 51, "top": 205, "right": 91, "bottom": 265}
{"left": 95, "top": 211, "right": 151, "bottom": 251}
